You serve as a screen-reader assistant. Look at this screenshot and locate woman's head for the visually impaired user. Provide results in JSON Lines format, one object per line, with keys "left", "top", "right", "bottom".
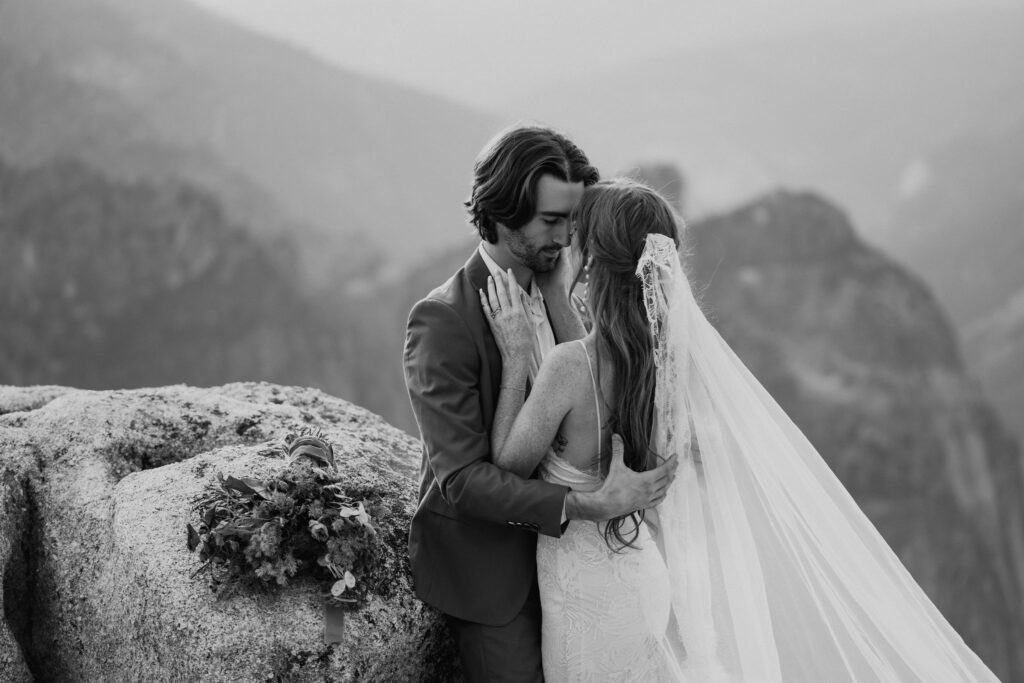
{"left": 572, "top": 178, "right": 680, "bottom": 279}
{"left": 570, "top": 178, "right": 682, "bottom": 549}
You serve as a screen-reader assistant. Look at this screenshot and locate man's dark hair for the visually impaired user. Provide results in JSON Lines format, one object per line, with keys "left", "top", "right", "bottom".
{"left": 465, "top": 125, "right": 600, "bottom": 243}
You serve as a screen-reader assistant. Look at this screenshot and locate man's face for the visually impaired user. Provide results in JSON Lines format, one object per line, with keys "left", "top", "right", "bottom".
{"left": 496, "top": 174, "right": 585, "bottom": 273}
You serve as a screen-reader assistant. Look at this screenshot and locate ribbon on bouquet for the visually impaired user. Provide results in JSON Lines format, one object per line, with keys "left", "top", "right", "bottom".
{"left": 324, "top": 602, "right": 346, "bottom": 644}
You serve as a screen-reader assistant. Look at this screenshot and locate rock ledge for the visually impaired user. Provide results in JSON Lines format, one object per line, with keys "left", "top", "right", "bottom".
{"left": 0, "top": 382, "right": 456, "bottom": 682}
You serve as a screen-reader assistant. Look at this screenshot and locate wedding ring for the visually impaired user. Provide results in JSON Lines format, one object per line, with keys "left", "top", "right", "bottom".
{"left": 490, "top": 308, "right": 500, "bottom": 319}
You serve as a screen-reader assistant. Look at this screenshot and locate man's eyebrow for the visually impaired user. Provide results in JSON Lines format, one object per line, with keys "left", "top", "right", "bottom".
{"left": 538, "top": 210, "right": 570, "bottom": 218}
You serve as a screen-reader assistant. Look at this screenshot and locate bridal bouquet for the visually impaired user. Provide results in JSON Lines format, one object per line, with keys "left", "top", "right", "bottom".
{"left": 186, "top": 429, "right": 383, "bottom": 613}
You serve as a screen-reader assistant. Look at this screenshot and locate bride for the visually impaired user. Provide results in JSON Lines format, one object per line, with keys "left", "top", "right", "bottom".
{"left": 479, "top": 178, "right": 999, "bottom": 682}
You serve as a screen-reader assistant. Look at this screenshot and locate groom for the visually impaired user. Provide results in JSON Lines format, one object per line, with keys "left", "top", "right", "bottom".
{"left": 404, "top": 125, "right": 676, "bottom": 681}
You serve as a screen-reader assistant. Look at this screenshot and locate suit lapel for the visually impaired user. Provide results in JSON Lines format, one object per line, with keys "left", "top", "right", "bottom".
{"left": 463, "top": 249, "right": 503, "bottom": 422}
{"left": 465, "top": 248, "right": 491, "bottom": 295}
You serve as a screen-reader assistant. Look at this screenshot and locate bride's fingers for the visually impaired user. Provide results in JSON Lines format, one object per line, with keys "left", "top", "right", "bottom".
{"left": 609, "top": 434, "right": 625, "bottom": 470}
{"left": 506, "top": 268, "right": 523, "bottom": 316}
{"left": 479, "top": 289, "right": 495, "bottom": 320}
{"left": 487, "top": 275, "right": 500, "bottom": 316}
{"left": 653, "top": 453, "right": 679, "bottom": 477}
{"left": 493, "top": 270, "right": 511, "bottom": 313}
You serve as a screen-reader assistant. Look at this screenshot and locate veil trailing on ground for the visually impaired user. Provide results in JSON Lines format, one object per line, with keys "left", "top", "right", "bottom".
{"left": 637, "top": 233, "right": 999, "bottom": 682}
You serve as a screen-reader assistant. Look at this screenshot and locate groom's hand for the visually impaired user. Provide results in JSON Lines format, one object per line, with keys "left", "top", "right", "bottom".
{"left": 564, "top": 434, "right": 678, "bottom": 522}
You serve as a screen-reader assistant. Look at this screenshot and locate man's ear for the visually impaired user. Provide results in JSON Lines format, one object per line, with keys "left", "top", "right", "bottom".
{"left": 492, "top": 222, "right": 509, "bottom": 244}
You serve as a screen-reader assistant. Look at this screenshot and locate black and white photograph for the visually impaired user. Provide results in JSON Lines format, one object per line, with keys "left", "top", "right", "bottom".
{"left": 1, "top": 0, "right": 1022, "bottom": 680}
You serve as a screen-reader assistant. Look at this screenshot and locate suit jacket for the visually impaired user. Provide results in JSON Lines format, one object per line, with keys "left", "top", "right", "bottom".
{"left": 403, "top": 249, "right": 569, "bottom": 626}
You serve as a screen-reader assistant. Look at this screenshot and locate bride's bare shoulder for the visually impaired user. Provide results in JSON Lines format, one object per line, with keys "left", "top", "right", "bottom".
{"left": 534, "top": 341, "right": 591, "bottom": 390}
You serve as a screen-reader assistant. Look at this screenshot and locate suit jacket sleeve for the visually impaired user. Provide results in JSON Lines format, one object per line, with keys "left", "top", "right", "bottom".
{"left": 404, "top": 297, "right": 567, "bottom": 537}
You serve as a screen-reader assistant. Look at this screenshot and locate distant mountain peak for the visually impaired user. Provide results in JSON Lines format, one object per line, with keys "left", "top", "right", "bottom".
{"left": 0, "top": 0, "right": 499, "bottom": 275}
{"left": 694, "top": 190, "right": 857, "bottom": 265}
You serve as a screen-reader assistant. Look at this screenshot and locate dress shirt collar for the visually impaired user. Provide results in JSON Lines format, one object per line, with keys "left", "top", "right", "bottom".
{"left": 477, "top": 243, "right": 546, "bottom": 310}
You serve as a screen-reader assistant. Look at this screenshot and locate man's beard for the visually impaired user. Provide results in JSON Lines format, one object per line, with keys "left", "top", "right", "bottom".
{"left": 507, "top": 233, "right": 560, "bottom": 273}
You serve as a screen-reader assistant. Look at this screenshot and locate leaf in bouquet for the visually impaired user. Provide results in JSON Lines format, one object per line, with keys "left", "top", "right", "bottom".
{"left": 218, "top": 524, "right": 255, "bottom": 539}
{"left": 343, "top": 570, "right": 356, "bottom": 588}
{"left": 330, "top": 579, "right": 347, "bottom": 597}
{"left": 221, "top": 475, "right": 268, "bottom": 498}
{"left": 339, "top": 501, "right": 374, "bottom": 530}
{"left": 338, "top": 502, "right": 363, "bottom": 518}
{"left": 247, "top": 479, "right": 272, "bottom": 499}
{"left": 187, "top": 523, "right": 201, "bottom": 552}
{"left": 190, "top": 558, "right": 212, "bottom": 578}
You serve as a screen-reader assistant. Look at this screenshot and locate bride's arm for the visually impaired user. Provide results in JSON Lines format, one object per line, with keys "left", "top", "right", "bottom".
{"left": 491, "top": 347, "right": 575, "bottom": 477}
{"left": 534, "top": 246, "right": 586, "bottom": 344}
{"left": 482, "top": 269, "right": 574, "bottom": 477}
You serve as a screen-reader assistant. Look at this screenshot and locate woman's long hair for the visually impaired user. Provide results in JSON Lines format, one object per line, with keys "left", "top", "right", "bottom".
{"left": 572, "top": 178, "right": 682, "bottom": 550}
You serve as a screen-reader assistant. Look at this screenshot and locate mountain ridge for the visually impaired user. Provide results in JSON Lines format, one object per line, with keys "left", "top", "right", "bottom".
{"left": 0, "top": 0, "right": 499, "bottom": 283}
{"left": 0, "top": 154, "right": 356, "bottom": 395}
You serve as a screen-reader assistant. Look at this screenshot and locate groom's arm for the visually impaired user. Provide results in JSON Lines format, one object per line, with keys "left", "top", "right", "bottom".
{"left": 404, "top": 297, "right": 569, "bottom": 537}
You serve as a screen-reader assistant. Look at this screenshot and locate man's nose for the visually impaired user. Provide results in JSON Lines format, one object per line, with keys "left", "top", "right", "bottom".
{"left": 552, "top": 221, "right": 570, "bottom": 247}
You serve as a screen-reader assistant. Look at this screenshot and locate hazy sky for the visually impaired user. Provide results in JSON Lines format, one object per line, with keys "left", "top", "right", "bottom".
{"left": 188, "top": 0, "right": 1017, "bottom": 108}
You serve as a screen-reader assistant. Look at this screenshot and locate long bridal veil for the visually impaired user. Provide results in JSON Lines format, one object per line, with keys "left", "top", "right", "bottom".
{"left": 638, "top": 233, "right": 999, "bottom": 682}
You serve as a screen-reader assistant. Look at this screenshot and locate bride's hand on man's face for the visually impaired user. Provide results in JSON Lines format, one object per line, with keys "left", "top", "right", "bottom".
{"left": 534, "top": 246, "right": 576, "bottom": 300}
{"left": 480, "top": 268, "right": 534, "bottom": 362}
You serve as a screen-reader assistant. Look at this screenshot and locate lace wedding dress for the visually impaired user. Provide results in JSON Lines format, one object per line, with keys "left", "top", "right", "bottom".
{"left": 536, "top": 340, "right": 686, "bottom": 682}
{"left": 534, "top": 235, "right": 998, "bottom": 682}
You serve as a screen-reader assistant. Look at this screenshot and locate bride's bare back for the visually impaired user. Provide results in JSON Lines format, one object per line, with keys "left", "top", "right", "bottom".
{"left": 543, "top": 337, "right": 614, "bottom": 476}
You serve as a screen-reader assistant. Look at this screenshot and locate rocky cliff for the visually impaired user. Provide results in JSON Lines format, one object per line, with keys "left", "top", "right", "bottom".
{"left": 885, "top": 119, "right": 1024, "bottom": 445}
{"left": 0, "top": 383, "right": 457, "bottom": 682}
{"left": 0, "top": 156, "right": 362, "bottom": 401}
